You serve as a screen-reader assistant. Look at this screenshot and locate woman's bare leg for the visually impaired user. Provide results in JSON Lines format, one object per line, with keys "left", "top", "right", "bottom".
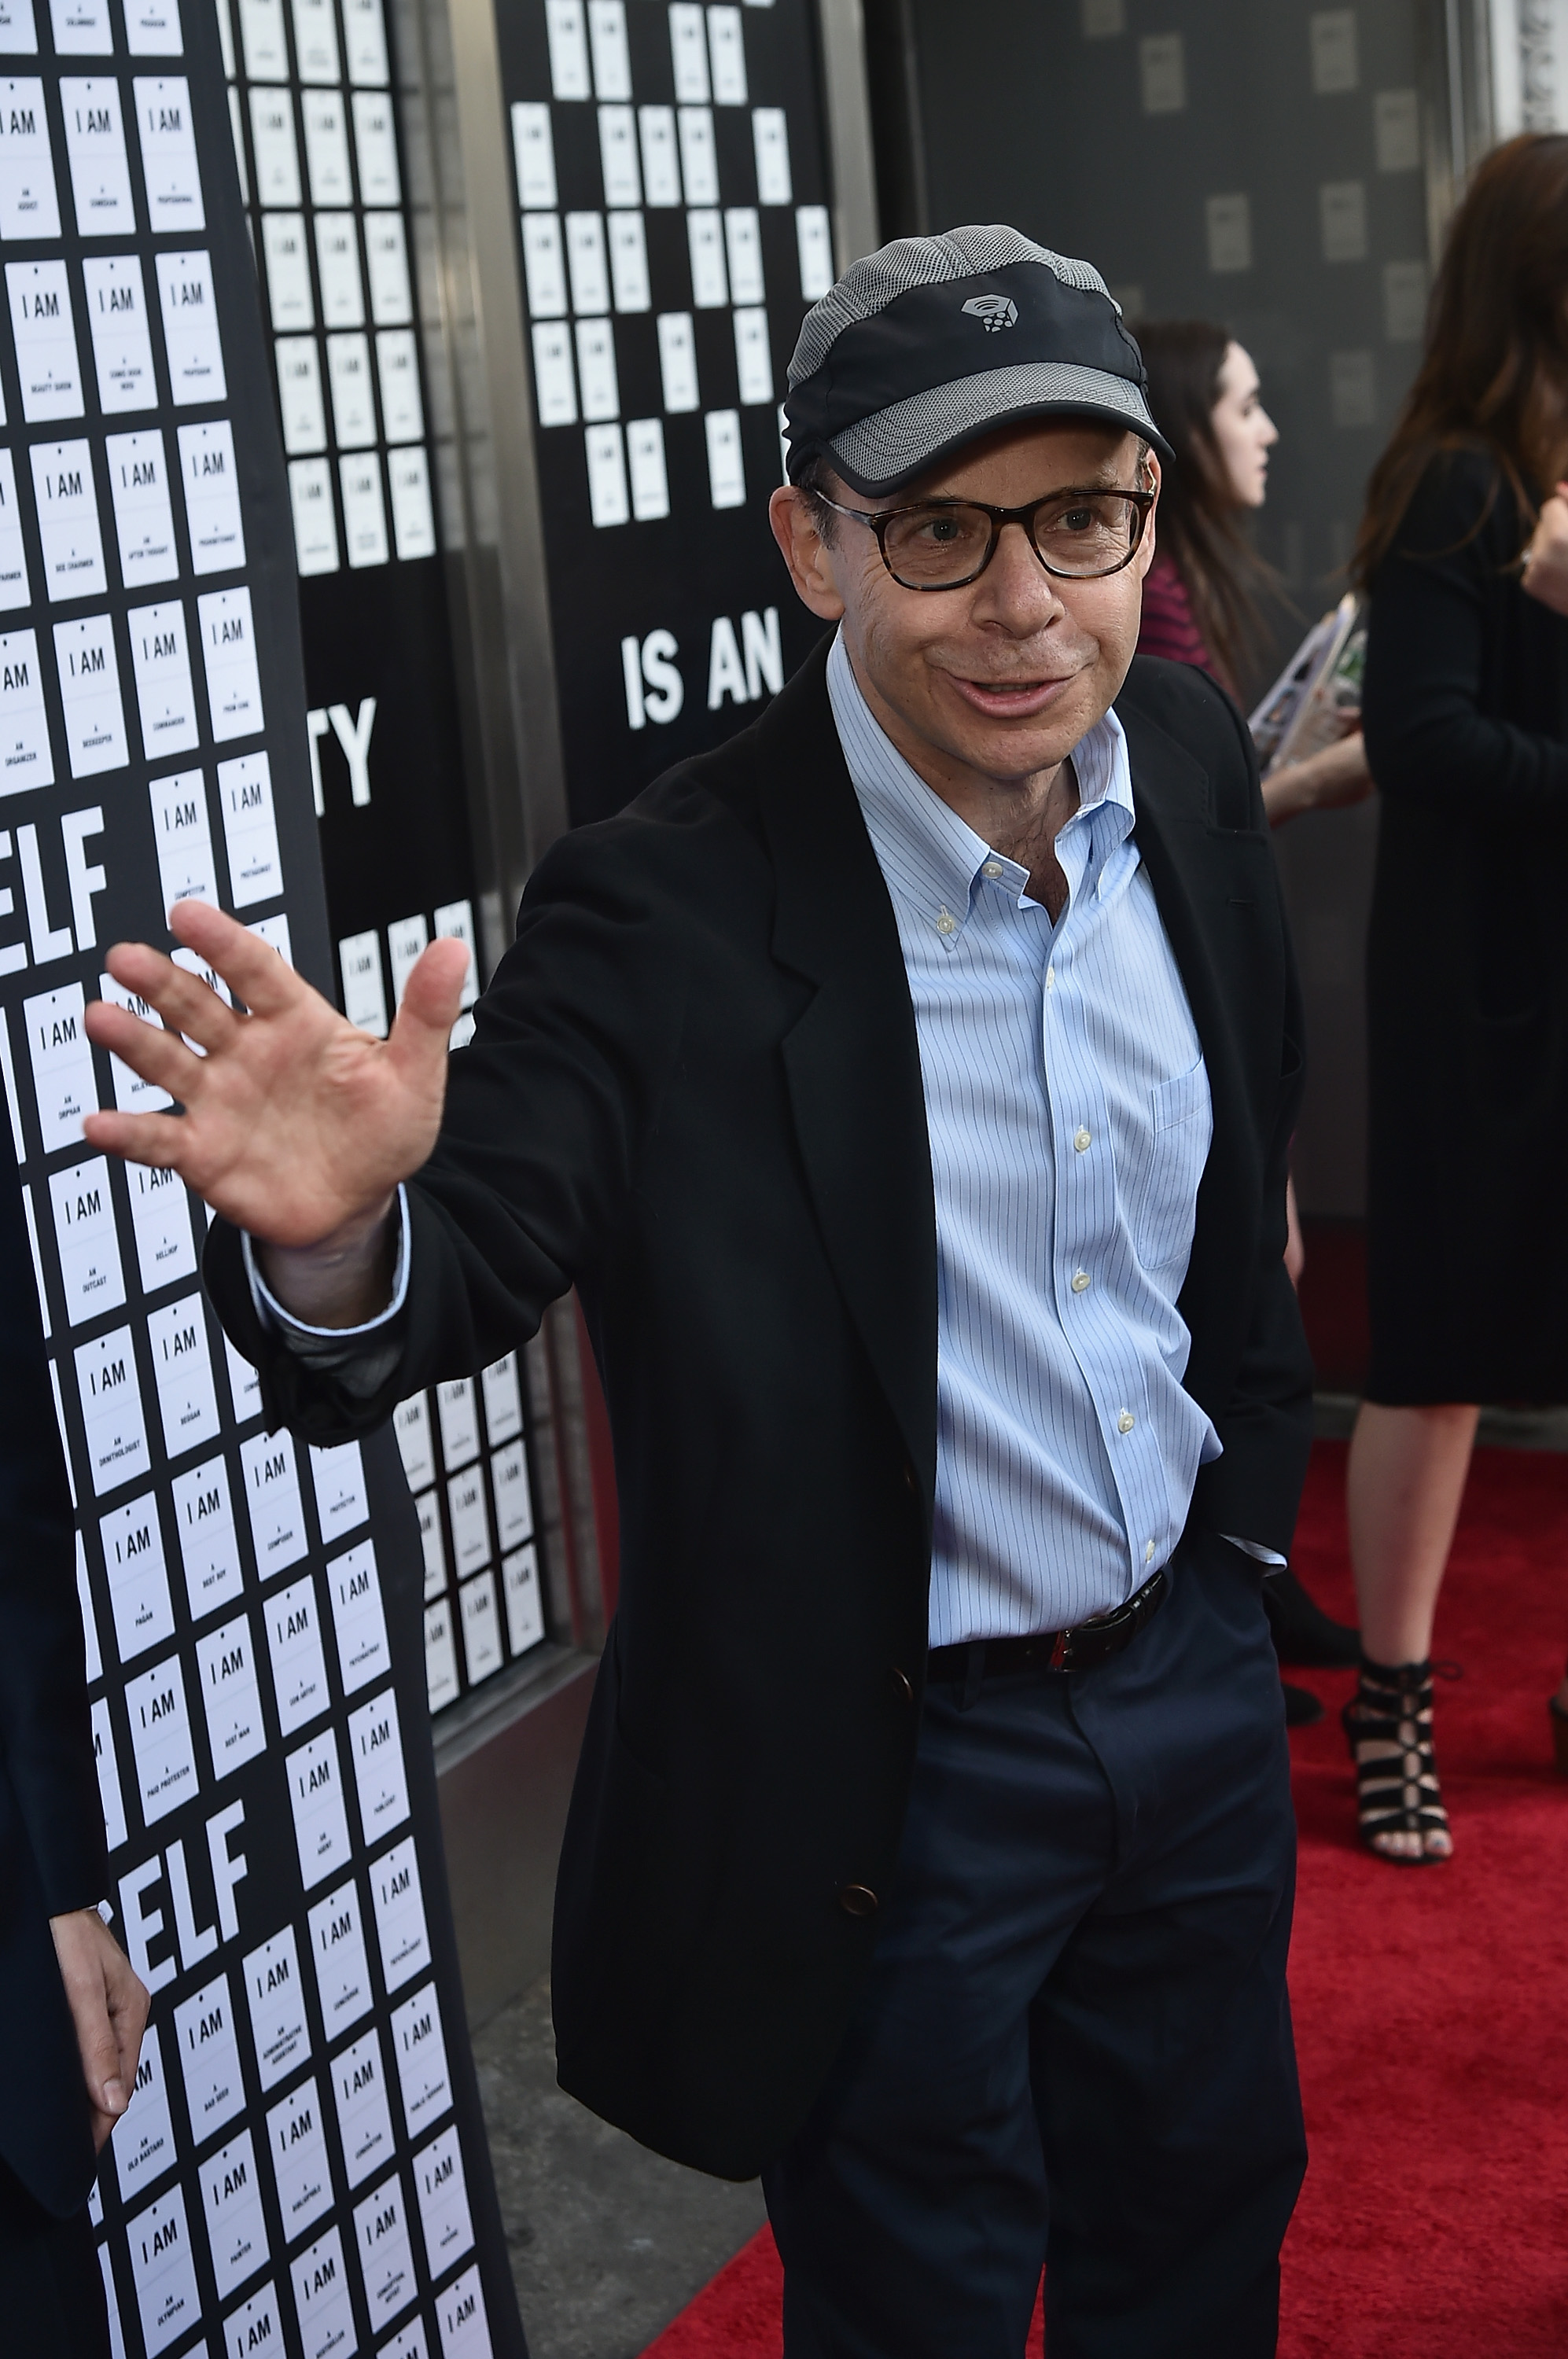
{"left": 1345, "top": 1400, "right": 1478, "bottom": 1858}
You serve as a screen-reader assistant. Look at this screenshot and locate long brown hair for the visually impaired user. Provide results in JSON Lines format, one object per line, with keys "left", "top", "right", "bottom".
{"left": 1354, "top": 134, "right": 1568, "bottom": 584}
{"left": 1136, "top": 318, "right": 1280, "bottom": 693}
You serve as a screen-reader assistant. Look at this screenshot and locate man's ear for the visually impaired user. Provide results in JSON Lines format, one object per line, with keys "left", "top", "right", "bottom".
{"left": 769, "top": 485, "right": 847, "bottom": 622}
{"left": 1134, "top": 451, "right": 1161, "bottom": 578}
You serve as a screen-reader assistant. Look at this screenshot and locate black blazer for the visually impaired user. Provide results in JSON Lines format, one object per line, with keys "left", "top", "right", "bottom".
{"left": 0, "top": 1127, "right": 108, "bottom": 2216}
{"left": 1361, "top": 447, "right": 1568, "bottom": 1401}
{"left": 208, "top": 641, "right": 1312, "bottom": 2181}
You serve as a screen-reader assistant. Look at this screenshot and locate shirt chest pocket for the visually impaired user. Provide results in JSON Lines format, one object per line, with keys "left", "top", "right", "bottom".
{"left": 1130, "top": 1059, "right": 1213, "bottom": 1273}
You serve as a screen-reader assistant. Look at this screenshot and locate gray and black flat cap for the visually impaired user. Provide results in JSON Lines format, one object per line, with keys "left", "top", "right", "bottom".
{"left": 782, "top": 224, "right": 1171, "bottom": 497}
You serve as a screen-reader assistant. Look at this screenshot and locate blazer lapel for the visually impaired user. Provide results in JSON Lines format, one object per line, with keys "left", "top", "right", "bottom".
{"left": 1117, "top": 694, "right": 1279, "bottom": 1412}
{"left": 750, "top": 644, "right": 939, "bottom": 1502}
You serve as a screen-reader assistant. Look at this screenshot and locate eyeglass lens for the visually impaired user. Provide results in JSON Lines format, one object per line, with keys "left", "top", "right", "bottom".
{"left": 880, "top": 492, "right": 1144, "bottom": 587}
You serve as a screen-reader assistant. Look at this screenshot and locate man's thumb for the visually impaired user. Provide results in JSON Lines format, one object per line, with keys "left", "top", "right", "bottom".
{"left": 392, "top": 937, "right": 469, "bottom": 1049}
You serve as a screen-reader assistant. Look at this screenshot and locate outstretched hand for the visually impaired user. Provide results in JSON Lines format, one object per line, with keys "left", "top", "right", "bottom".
{"left": 83, "top": 900, "right": 469, "bottom": 1260}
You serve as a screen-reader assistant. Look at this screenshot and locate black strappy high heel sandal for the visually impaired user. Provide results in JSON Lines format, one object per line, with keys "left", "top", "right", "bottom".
{"left": 1341, "top": 1659, "right": 1452, "bottom": 1862}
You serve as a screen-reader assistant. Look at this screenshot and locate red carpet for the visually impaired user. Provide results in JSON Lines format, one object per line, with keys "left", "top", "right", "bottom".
{"left": 643, "top": 1441, "right": 1568, "bottom": 2355}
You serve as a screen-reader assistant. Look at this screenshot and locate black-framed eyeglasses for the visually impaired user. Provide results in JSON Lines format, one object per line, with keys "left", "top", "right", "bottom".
{"left": 815, "top": 485, "right": 1157, "bottom": 591}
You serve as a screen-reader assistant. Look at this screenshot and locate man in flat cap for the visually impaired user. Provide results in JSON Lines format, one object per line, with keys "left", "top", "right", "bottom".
{"left": 86, "top": 228, "right": 1311, "bottom": 2356}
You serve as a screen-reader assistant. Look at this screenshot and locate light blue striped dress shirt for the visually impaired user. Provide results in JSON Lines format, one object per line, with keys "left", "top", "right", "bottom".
{"left": 827, "top": 632, "right": 1223, "bottom": 1646}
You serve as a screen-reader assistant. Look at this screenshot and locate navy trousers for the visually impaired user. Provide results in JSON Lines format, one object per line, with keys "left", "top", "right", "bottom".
{"left": 763, "top": 1527, "right": 1305, "bottom": 2359}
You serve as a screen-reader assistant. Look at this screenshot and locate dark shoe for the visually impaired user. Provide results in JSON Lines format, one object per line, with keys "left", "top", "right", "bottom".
{"left": 1342, "top": 1659, "right": 1452, "bottom": 1862}
{"left": 1283, "top": 1680, "right": 1324, "bottom": 1728}
{"left": 1263, "top": 1567, "right": 1361, "bottom": 1666}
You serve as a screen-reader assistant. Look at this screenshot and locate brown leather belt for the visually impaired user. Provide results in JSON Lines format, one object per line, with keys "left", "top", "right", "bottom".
{"left": 926, "top": 1564, "right": 1169, "bottom": 1687}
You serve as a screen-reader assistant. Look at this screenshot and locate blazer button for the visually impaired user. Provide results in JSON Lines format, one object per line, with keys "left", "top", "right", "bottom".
{"left": 891, "top": 1665, "right": 914, "bottom": 1702}
{"left": 837, "top": 1882, "right": 879, "bottom": 1918}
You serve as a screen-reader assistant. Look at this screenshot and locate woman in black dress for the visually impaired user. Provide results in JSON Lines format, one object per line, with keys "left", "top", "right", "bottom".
{"left": 1346, "top": 134, "right": 1568, "bottom": 1860}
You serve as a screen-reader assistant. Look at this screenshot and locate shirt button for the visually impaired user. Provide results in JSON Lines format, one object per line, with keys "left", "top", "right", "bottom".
{"left": 935, "top": 910, "right": 957, "bottom": 937}
{"left": 1145, "top": 1540, "right": 1156, "bottom": 1562}
{"left": 1071, "top": 1270, "right": 1091, "bottom": 1294}
{"left": 1046, "top": 967, "right": 1056, "bottom": 992}
{"left": 1117, "top": 1410, "right": 1136, "bottom": 1433}
{"left": 1073, "top": 1128, "right": 1091, "bottom": 1152}
{"left": 981, "top": 859, "right": 1003, "bottom": 878}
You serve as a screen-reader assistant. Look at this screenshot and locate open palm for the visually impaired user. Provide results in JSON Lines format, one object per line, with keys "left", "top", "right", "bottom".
{"left": 83, "top": 898, "right": 469, "bottom": 1253}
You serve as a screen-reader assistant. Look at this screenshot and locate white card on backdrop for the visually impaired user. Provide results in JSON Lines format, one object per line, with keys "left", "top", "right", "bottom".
{"left": 388, "top": 447, "right": 435, "bottom": 560}
{"left": 266, "top": 1571, "right": 330, "bottom": 1735}
{"left": 370, "top": 1833, "right": 429, "bottom": 1989}
{"left": 243, "top": 1926, "right": 310, "bottom": 2092}
{"left": 112, "top": 2024, "right": 178, "bottom": 2197}
{"left": 54, "top": 612, "right": 128, "bottom": 778}
{"left": 61, "top": 77, "right": 133, "bottom": 234}
{"left": 307, "top": 1875, "right": 373, "bottom": 2039}
{"left": 177, "top": 420, "right": 245, "bottom": 571}
{"left": 364, "top": 210, "right": 411, "bottom": 323}
{"left": 48, "top": 1150, "right": 123, "bottom": 1326}
{"left": 147, "top": 765, "right": 215, "bottom": 906}
{"left": 300, "top": 85, "right": 351, "bottom": 205}
{"left": 31, "top": 439, "right": 105, "bottom": 601}
{"left": 314, "top": 212, "right": 363, "bottom": 325}
{"left": 125, "top": 0, "right": 181, "bottom": 53}
{"left": 106, "top": 429, "right": 179, "bottom": 588}
{"left": 287, "top": 1726, "right": 352, "bottom": 1889}
{"left": 338, "top": 454, "right": 387, "bottom": 566}
{"left": 275, "top": 334, "right": 327, "bottom": 452}
{"left": 49, "top": 0, "right": 111, "bottom": 53}
{"left": 83, "top": 256, "right": 156, "bottom": 414}
{"left": 354, "top": 2169, "right": 418, "bottom": 2331}
{"left": 325, "top": 331, "right": 374, "bottom": 446}
{"left": 265, "top": 2079, "right": 333, "bottom": 2245}
{"left": 8, "top": 259, "right": 82, "bottom": 421}
{"left": 91, "top": 1693, "right": 126, "bottom": 1847}
{"left": 374, "top": 328, "right": 421, "bottom": 441}
{"left": 126, "top": 2184, "right": 201, "bottom": 2358}
{"left": 0, "top": 78, "right": 58, "bottom": 238}
{"left": 261, "top": 213, "right": 313, "bottom": 330}
{"left": 195, "top": 1609, "right": 266, "bottom": 1774}
{"left": 125, "top": 1160, "right": 196, "bottom": 1294}
{"left": 197, "top": 587, "right": 263, "bottom": 741}
{"left": 174, "top": 1971, "right": 245, "bottom": 2149}
{"left": 502, "top": 1544, "right": 545, "bottom": 1653}
{"left": 332, "top": 2030, "right": 394, "bottom": 2187}
{"left": 292, "top": 0, "right": 339, "bottom": 82}
{"left": 414, "top": 2123, "right": 473, "bottom": 2273}
{"left": 75, "top": 1321, "right": 151, "bottom": 1495}
{"left": 156, "top": 249, "right": 225, "bottom": 404}
{"left": 124, "top": 1649, "right": 198, "bottom": 1824}
{"left": 0, "top": 451, "right": 27, "bottom": 610}
{"left": 247, "top": 85, "right": 299, "bottom": 206}
{"left": 146, "top": 1291, "right": 220, "bottom": 1459}
{"left": 289, "top": 456, "right": 338, "bottom": 576}
{"left": 215, "top": 749, "right": 282, "bottom": 906}
{"left": 240, "top": 1423, "right": 307, "bottom": 1575}
{"left": 171, "top": 1450, "right": 243, "bottom": 1619}
{"left": 100, "top": 1489, "right": 174, "bottom": 1662}
{"left": 27, "top": 981, "right": 94, "bottom": 1146}
{"left": 639, "top": 104, "right": 679, "bottom": 204}
{"left": 351, "top": 86, "right": 398, "bottom": 202}
{"left": 348, "top": 1685, "right": 410, "bottom": 1841}
{"left": 326, "top": 1536, "right": 388, "bottom": 1692}
{"left": 134, "top": 77, "right": 204, "bottom": 232}
{"left": 460, "top": 1570, "right": 503, "bottom": 1682}
{"left": 392, "top": 1981, "right": 452, "bottom": 2138}
{"left": 199, "top": 2129, "right": 268, "bottom": 2302}
{"left": 131, "top": 612, "right": 200, "bottom": 762}
{"left": 344, "top": 0, "right": 387, "bottom": 83}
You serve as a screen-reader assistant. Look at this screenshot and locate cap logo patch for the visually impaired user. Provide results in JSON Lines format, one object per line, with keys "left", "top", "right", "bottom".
{"left": 962, "top": 294, "right": 1018, "bottom": 333}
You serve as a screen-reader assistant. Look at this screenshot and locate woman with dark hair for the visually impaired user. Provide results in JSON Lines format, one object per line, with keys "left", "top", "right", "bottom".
{"left": 1137, "top": 318, "right": 1369, "bottom": 1717}
{"left": 1136, "top": 319, "right": 1373, "bottom": 823}
{"left": 1345, "top": 131, "right": 1568, "bottom": 1862}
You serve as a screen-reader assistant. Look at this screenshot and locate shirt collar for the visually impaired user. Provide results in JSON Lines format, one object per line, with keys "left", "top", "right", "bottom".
{"left": 826, "top": 630, "right": 1134, "bottom": 944}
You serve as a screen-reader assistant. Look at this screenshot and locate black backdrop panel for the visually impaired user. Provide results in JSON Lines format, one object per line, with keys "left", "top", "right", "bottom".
{"left": 0, "top": 0, "right": 526, "bottom": 2349}
{"left": 496, "top": 0, "right": 837, "bottom": 825}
